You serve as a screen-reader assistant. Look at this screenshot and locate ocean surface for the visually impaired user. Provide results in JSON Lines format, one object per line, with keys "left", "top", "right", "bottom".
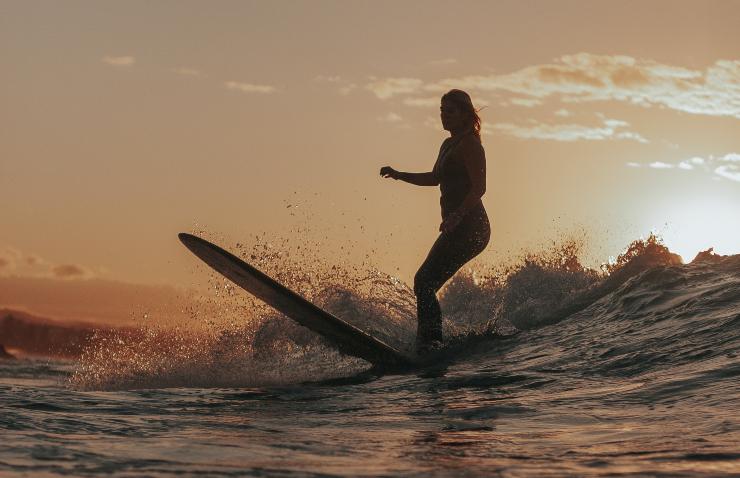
{"left": 1, "top": 242, "right": 739, "bottom": 477}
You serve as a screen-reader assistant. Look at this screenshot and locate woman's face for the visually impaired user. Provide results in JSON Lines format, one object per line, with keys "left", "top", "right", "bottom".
{"left": 440, "top": 100, "right": 465, "bottom": 132}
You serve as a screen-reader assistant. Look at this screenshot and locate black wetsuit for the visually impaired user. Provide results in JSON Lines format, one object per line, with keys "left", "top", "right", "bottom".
{"left": 413, "top": 134, "right": 491, "bottom": 347}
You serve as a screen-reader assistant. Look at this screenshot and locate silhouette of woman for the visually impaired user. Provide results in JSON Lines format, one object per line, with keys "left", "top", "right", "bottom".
{"left": 380, "top": 89, "right": 490, "bottom": 353}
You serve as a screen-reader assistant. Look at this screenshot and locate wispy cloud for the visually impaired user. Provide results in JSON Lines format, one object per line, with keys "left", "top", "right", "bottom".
{"left": 676, "top": 157, "right": 706, "bottom": 170}
{"left": 366, "top": 77, "right": 424, "bottom": 99}
{"left": 363, "top": 54, "right": 740, "bottom": 119}
{"left": 225, "top": 81, "right": 276, "bottom": 94}
{"left": 628, "top": 153, "right": 740, "bottom": 182}
{"left": 509, "top": 97, "right": 542, "bottom": 108}
{"left": 715, "top": 164, "right": 740, "bottom": 182}
{"left": 713, "top": 153, "right": 740, "bottom": 182}
{"left": 490, "top": 117, "right": 648, "bottom": 143}
{"left": 313, "top": 75, "right": 358, "bottom": 96}
{"left": 102, "top": 55, "right": 135, "bottom": 67}
{"left": 0, "top": 247, "right": 95, "bottom": 279}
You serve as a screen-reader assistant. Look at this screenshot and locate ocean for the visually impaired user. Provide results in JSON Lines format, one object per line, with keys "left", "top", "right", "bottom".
{"left": 1, "top": 239, "right": 739, "bottom": 477}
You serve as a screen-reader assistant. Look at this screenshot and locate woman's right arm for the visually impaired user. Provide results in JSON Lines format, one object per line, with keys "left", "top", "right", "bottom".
{"left": 380, "top": 167, "right": 439, "bottom": 186}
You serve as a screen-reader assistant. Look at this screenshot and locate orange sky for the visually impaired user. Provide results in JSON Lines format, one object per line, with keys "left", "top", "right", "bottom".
{"left": 1, "top": 1, "right": 739, "bottom": 319}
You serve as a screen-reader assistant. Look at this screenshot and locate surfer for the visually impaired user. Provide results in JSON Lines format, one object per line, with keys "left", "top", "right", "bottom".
{"left": 380, "top": 89, "right": 490, "bottom": 353}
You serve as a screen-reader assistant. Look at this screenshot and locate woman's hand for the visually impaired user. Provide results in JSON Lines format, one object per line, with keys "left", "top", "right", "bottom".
{"left": 439, "top": 212, "right": 463, "bottom": 234}
{"left": 380, "top": 166, "right": 400, "bottom": 179}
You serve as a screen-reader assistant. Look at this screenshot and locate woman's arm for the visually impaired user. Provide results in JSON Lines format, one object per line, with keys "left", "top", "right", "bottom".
{"left": 380, "top": 167, "right": 439, "bottom": 186}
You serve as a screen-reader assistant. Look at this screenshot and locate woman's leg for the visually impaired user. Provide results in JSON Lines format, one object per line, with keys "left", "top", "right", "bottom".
{"left": 413, "top": 234, "right": 450, "bottom": 346}
{"left": 414, "top": 209, "right": 490, "bottom": 349}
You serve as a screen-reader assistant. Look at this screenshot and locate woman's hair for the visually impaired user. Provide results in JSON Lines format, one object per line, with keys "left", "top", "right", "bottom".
{"left": 442, "top": 89, "right": 482, "bottom": 140}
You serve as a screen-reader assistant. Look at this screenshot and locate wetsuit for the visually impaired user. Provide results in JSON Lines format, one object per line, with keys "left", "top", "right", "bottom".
{"left": 413, "top": 133, "right": 491, "bottom": 347}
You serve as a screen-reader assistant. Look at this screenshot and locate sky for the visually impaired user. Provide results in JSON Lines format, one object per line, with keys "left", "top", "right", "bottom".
{"left": 1, "top": 1, "right": 739, "bottom": 322}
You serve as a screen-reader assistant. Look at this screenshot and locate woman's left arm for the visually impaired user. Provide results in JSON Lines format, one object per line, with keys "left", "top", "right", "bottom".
{"left": 440, "top": 140, "right": 486, "bottom": 233}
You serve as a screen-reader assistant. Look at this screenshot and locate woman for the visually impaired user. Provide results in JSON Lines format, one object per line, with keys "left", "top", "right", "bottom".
{"left": 380, "top": 89, "right": 490, "bottom": 353}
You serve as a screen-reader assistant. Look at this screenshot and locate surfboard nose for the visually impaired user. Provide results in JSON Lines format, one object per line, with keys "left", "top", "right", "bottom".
{"left": 178, "top": 232, "right": 194, "bottom": 243}
{"left": 178, "top": 232, "right": 201, "bottom": 249}
{"left": 178, "top": 233, "right": 208, "bottom": 256}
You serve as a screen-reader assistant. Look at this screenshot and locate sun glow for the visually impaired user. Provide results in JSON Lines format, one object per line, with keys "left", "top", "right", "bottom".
{"left": 654, "top": 197, "right": 740, "bottom": 263}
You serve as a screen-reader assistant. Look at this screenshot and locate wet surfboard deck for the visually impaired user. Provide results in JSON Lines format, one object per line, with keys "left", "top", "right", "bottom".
{"left": 178, "top": 233, "right": 419, "bottom": 370}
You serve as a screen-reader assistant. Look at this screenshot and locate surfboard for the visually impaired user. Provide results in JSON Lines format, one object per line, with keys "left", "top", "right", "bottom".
{"left": 178, "top": 233, "right": 417, "bottom": 370}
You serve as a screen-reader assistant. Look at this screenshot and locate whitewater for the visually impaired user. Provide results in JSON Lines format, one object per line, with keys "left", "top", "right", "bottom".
{"left": 1, "top": 237, "right": 738, "bottom": 476}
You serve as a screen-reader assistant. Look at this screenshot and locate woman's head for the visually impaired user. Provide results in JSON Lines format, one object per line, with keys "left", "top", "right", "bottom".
{"left": 440, "top": 89, "right": 481, "bottom": 139}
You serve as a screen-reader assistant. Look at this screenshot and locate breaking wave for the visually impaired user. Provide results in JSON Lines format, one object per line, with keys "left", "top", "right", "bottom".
{"left": 69, "top": 233, "right": 740, "bottom": 391}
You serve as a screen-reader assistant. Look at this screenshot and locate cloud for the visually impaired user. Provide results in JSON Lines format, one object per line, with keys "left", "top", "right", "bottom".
{"left": 0, "top": 247, "right": 98, "bottom": 280}
{"left": 172, "top": 67, "right": 201, "bottom": 76}
{"left": 491, "top": 122, "right": 611, "bottom": 141}
{"left": 714, "top": 154, "right": 740, "bottom": 181}
{"left": 537, "top": 64, "right": 607, "bottom": 88}
{"left": 102, "top": 56, "right": 135, "bottom": 67}
{"left": 51, "top": 264, "right": 91, "bottom": 280}
{"left": 628, "top": 152, "right": 740, "bottom": 182}
{"left": 614, "top": 131, "right": 648, "bottom": 142}
{"left": 603, "top": 118, "right": 629, "bottom": 128}
{"left": 366, "top": 77, "right": 424, "bottom": 99}
{"left": 225, "top": 81, "right": 276, "bottom": 94}
{"left": 509, "top": 97, "right": 542, "bottom": 108}
{"left": 715, "top": 164, "right": 740, "bottom": 182}
{"left": 555, "top": 109, "right": 572, "bottom": 117}
{"left": 490, "top": 117, "right": 648, "bottom": 143}
{"left": 312, "top": 75, "right": 358, "bottom": 96}
{"left": 364, "top": 54, "right": 740, "bottom": 118}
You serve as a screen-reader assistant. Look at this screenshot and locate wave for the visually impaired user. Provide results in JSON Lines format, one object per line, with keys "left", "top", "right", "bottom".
{"left": 59, "top": 234, "right": 740, "bottom": 390}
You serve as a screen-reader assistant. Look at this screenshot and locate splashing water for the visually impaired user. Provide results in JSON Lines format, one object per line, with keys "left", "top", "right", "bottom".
{"left": 70, "top": 232, "right": 700, "bottom": 391}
